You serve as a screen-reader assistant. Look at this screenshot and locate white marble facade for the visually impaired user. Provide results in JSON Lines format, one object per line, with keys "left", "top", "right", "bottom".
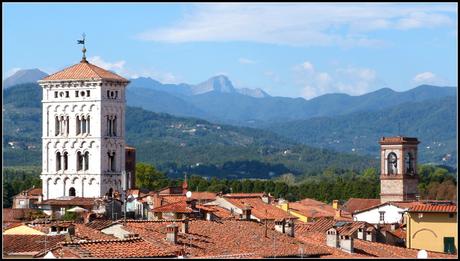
{"left": 39, "top": 78, "right": 128, "bottom": 200}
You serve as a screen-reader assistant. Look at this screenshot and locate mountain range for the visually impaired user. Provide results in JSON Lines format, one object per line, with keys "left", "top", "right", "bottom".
{"left": 3, "top": 69, "right": 457, "bottom": 169}
{"left": 3, "top": 82, "right": 376, "bottom": 179}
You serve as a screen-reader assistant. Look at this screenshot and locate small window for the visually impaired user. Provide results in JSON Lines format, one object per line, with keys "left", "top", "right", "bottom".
{"left": 65, "top": 91, "right": 69, "bottom": 98}
{"left": 379, "top": 211, "right": 385, "bottom": 222}
{"left": 80, "top": 91, "right": 86, "bottom": 97}
{"left": 59, "top": 91, "right": 64, "bottom": 97}
{"left": 75, "top": 91, "right": 79, "bottom": 97}
{"left": 115, "top": 91, "right": 118, "bottom": 98}
{"left": 107, "top": 90, "right": 110, "bottom": 98}
{"left": 54, "top": 91, "right": 58, "bottom": 98}
{"left": 86, "top": 90, "right": 90, "bottom": 97}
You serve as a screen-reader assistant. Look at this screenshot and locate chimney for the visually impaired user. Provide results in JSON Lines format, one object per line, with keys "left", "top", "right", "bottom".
{"left": 357, "top": 228, "right": 364, "bottom": 240}
{"left": 326, "top": 228, "right": 339, "bottom": 248}
{"left": 333, "top": 200, "right": 342, "bottom": 218}
{"left": 166, "top": 224, "right": 178, "bottom": 244}
{"left": 262, "top": 192, "right": 270, "bottom": 204}
{"left": 242, "top": 205, "right": 252, "bottom": 220}
{"left": 186, "top": 198, "right": 196, "bottom": 210}
{"left": 181, "top": 218, "right": 189, "bottom": 234}
{"left": 390, "top": 223, "right": 397, "bottom": 231}
{"left": 365, "top": 227, "right": 376, "bottom": 242}
{"left": 340, "top": 235, "right": 354, "bottom": 254}
{"left": 285, "top": 219, "right": 295, "bottom": 237}
{"left": 206, "top": 212, "right": 212, "bottom": 221}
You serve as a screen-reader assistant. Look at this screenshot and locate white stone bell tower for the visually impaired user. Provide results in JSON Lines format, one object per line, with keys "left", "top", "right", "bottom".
{"left": 38, "top": 38, "right": 129, "bottom": 200}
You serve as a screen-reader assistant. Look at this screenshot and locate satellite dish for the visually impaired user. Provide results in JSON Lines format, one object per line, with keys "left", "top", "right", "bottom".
{"left": 417, "top": 249, "right": 428, "bottom": 259}
{"left": 186, "top": 191, "right": 192, "bottom": 198}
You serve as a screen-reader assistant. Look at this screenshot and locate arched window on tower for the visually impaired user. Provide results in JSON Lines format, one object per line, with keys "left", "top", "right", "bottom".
{"left": 387, "top": 152, "right": 398, "bottom": 175}
{"left": 87, "top": 116, "right": 90, "bottom": 134}
{"left": 66, "top": 116, "right": 70, "bottom": 135}
{"left": 405, "top": 152, "right": 414, "bottom": 175}
{"left": 113, "top": 116, "right": 117, "bottom": 137}
{"left": 76, "top": 116, "right": 81, "bottom": 135}
{"left": 77, "top": 151, "right": 83, "bottom": 171}
{"left": 82, "top": 116, "right": 87, "bottom": 134}
{"left": 56, "top": 152, "right": 62, "bottom": 171}
{"left": 84, "top": 151, "right": 89, "bottom": 170}
{"left": 69, "top": 187, "right": 76, "bottom": 197}
{"left": 63, "top": 152, "right": 68, "bottom": 170}
{"left": 55, "top": 116, "right": 59, "bottom": 136}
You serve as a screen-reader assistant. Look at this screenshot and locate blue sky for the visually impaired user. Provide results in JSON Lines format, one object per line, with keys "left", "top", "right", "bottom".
{"left": 3, "top": 3, "right": 458, "bottom": 99}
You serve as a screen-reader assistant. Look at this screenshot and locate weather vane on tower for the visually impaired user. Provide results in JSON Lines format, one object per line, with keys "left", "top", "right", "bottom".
{"left": 77, "top": 33, "right": 87, "bottom": 62}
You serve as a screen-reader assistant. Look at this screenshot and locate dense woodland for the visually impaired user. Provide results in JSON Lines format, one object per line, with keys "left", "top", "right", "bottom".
{"left": 3, "top": 163, "right": 456, "bottom": 208}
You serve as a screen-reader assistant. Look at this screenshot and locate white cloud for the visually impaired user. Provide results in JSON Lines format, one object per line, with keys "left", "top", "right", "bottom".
{"left": 238, "top": 58, "right": 256, "bottom": 64}
{"left": 295, "top": 61, "right": 379, "bottom": 99}
{"left": 137, "top": 3, "right": 456, "bottom": 47}
{"left": 413, "top": 71, "right": 448, "bottom": 86}
{"left": 88, "top": 56, "right": 126, "bottom": 72}
{"left": 88, "top": 56, "right": 180, "bottom": 83}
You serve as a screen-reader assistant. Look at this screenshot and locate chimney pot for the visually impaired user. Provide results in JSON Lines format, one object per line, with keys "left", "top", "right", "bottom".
{"left": 166, "top": 224, "right": 178, "bottom": 244}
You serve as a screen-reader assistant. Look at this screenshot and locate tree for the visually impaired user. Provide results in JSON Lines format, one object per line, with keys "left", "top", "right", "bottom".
{"left": 135, "top": 162, "right": 168, "bottom": 191}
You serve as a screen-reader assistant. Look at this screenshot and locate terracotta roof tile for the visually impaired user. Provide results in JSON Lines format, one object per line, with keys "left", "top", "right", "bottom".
{"left": 341, "top": 198, "right": 381, "bottom": 214}
{"left": 3, "top": 234, "right": 66, "bottom": 256}
{"left": 297, "top": 231, "right": 456, "bottom": 258}
{"left": 38, "top": 197, "right": 96, "bottom": 207}
{"left": 123, "top": 220, "right": 328, "bottom": 258}
{"left": 223, "top": 193, "right": 265, "bottom": 198}
{"left": 54, "top": 237, "right": 177, "bottom": 258}
{"left": 41, "top": 61, "right": 128, "bottom": 82}
{"left": 409, "top": 203, "right": 457, "bottom": 213}
{"left": 190, "top": 192, "right": 217, "bottom": 201}
{"left": 289, "top": 200, "right": 335, "bottom": 218}
{"left": 225, "top": 197, "right": 296, "bottom": 221}
{"left": 152, "top": 200, "right": 192, "bottom": 213}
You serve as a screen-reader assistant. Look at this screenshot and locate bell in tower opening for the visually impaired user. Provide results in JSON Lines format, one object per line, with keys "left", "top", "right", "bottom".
{"left": 379, "top": 136, "right": 420, "bottom": 204}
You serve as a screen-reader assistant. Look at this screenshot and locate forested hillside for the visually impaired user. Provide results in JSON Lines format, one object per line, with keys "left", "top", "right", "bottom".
{"left": 267, "top": 96, "right": 457, "bottom": 167}
{"left": 3, "top": 83, "right": 375, "bottom": 179}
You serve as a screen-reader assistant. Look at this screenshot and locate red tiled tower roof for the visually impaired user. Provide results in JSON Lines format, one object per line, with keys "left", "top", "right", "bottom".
{"left": 41, "top": 61, "right": 128, "bottom": 82}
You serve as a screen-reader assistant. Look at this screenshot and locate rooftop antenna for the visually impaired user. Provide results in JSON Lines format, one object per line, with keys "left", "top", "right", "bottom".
{"left": 77, "top": 33, "right": 87, "bottom": 63}
{"left": 398, "top": 122, "right": 401, "bottom": 137}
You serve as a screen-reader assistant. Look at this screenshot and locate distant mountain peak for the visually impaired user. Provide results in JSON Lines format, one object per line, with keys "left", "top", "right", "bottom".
{"left": 192, "top": 75, "right": 236, "bottom": 95}
{"left": 3, "top": 69, "right": 48, "bottom": 89}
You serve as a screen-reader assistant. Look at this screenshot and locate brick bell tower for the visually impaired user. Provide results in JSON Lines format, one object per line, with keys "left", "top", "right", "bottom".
{"left": 379, "top": 136, "right": 420, "bottom": 203}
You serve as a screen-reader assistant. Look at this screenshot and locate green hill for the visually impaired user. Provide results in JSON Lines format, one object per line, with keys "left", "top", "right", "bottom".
{"left": 3, "top": 83, "right": 375, "bottom": 179}
{"left": 266, "top": 96, "right": 457, "bottom": 167}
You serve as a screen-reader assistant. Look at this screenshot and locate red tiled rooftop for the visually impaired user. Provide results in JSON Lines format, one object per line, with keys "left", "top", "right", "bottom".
{"left": 124, "top": 219, "right": 328, "bottom": 258}
{"left": 190, "top": 191, "right": 217, "bottom": 201}
{"left": 289, "top": 200, "right": 335, "bottom": 219}
{"left": 409, "top": 203, "right": 457, "bottom": 213}
{"left": 41, "top": 61, "right": 128, "bottom": 82}
{"left": 3, "top": 234, "right": 66, "bottom": 256}
{"left": 53, "top": 237, "right": 177, "bottom": 258}
{"left": 38, "top": 197, "right": 96, "bottom": 207}
{"left": 225, "top": 197, "right": 296, "bottom": 221}
{"left": 223, "top": 193, "right": 265, "bottom": 198}
{"left": 152, "top": 200, "right": 192, "bottom": 213}
{"left": 341, "top": 198, "right": 381, "bottom": 214}
{"left": 297, "top": 231, "right": 456, "bottom": 258}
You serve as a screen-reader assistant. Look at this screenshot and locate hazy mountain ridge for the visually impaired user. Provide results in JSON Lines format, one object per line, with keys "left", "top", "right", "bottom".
{"left": 3, "top": 82, "right": 375, "bottom": 179}
{"left": 266, "top": 96, "right": 457, "bottom": 167}
{"left": 3, "top": 69, "right": 48, "bottom": 89}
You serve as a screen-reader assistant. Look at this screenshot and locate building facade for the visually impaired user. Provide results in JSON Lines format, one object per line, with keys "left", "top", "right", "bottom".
{"left": 379, "top": 136, "right": 420, "bottom": 203}
{"left": 38, "top": 54, "right": 129, "bottom": 200}
{"left": 405, "top": 202, "right": 457, "bottom": 254}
